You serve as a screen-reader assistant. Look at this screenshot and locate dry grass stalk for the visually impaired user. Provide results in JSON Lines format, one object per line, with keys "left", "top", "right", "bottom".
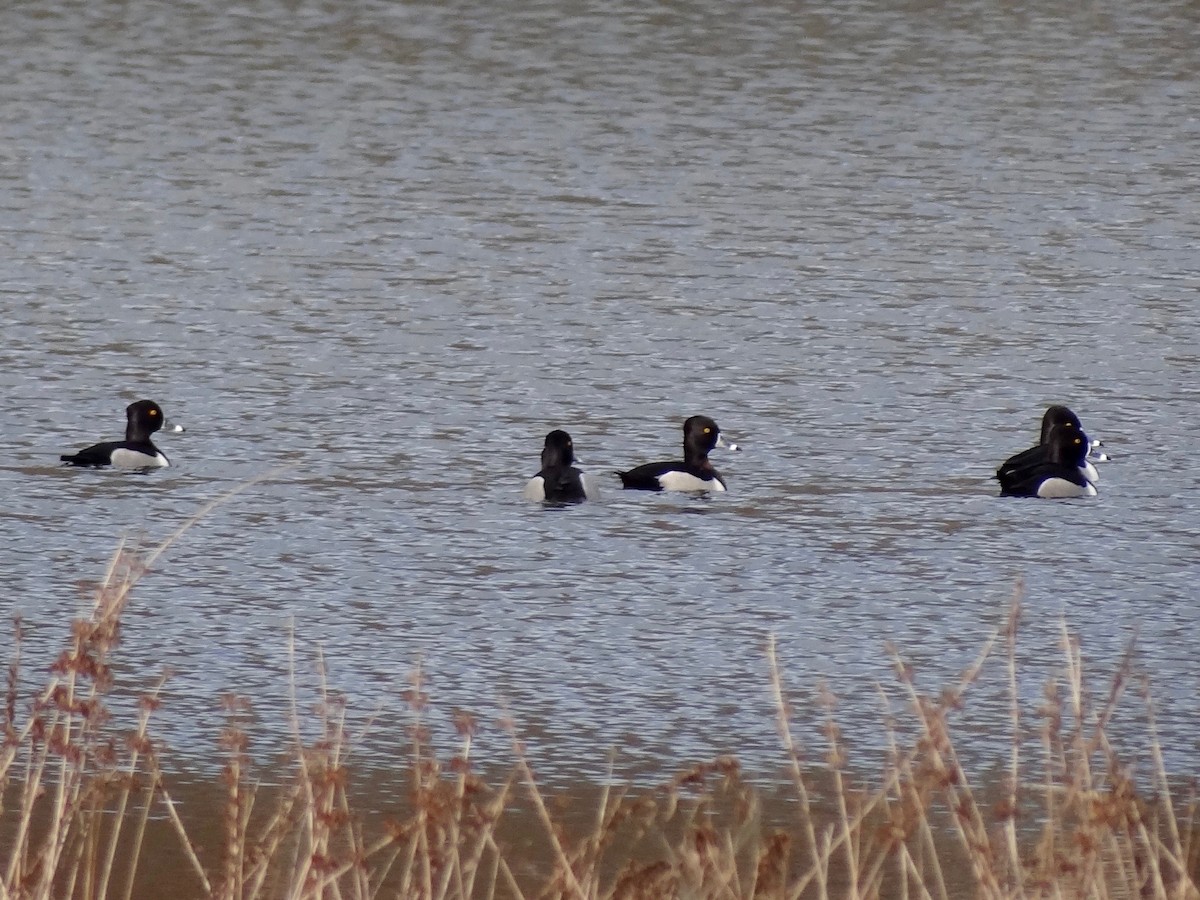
{"left": 1, "top": 485, "right": 1196, "bottom": 898}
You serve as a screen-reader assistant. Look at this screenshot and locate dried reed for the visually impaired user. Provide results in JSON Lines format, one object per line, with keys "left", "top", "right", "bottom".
{"left": 0, "top": 487, "right": 1195, "bottom": 898}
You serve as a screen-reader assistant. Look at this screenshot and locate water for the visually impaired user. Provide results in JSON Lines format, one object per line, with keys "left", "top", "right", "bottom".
{"left": 1, "top": 0, "right": 1198, "bottom": 786}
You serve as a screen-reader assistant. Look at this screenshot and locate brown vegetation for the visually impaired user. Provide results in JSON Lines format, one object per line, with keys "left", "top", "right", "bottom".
{"left": 2, "top": 517, "right": 1197, "bottom": 898}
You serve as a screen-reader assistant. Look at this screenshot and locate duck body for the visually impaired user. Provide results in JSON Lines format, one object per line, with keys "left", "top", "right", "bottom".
{"left": 524, "top": 430, "right": 596, "bottom": 503}
{"left": 61, "top": 400, "right": 181, "bottom": 469}
{"left": 616, "top": 415, "right": 737, "bottom": 493}
{"left": 617, "top": 459, "right": 726, "bottom": 492}
{"left": 999, "top": 423, "right": 1097, "bottom": 498}
{"left": 62, "top": 440, "right": 170, "bottom": 469}
{"left": 996, "top": 405, "right": 1100, "bottom": 488}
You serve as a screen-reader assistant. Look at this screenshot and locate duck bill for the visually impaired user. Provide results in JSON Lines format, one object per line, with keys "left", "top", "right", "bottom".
{"left": 164, "top": 419, "right": 186, "bottom": 434}
{"left": 715, "top": 433, "right": 740, "bottom": 452}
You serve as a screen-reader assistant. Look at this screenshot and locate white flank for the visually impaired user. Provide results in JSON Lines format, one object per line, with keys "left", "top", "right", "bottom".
{"left": 522, "top": 476, "right": 546, "bottom": 501}
{"left": 657, "top": 470, "right": 725, "bottom": 492}
{"left": 1080, "top": 461, "right": 1100, "bottom": 484}
{"left": 110, "top": 448, "right": 170, "bottom": 469}
{"left": 1037, "top": 478, "right": 1096, "bottom": 499}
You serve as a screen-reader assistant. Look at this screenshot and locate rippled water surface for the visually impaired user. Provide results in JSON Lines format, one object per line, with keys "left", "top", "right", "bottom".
{"left": 2, "top": 0, "right": 1198, "bottom": 784}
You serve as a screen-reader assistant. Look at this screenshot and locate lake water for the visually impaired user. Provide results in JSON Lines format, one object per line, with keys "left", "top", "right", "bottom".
{"left": 1, "top": 0, "right": 1198, "bottom": 787}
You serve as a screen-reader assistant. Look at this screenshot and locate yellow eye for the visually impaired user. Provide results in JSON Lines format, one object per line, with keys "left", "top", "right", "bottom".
{"left": 149, "top": 409, "right": 158, "bottom": 416}
{"left": 703, "top": 427, "right": 711, "bottom": 434}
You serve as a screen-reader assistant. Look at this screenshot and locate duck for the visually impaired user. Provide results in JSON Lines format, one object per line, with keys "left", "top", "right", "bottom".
{"left": 616, "top": 415, "right": 739, "bottom": 492}
{"left": 996, "top": 405, "right": 1101, "bottom": 487}
{"left": 998, "top": 423, "right": 1097, "bottom": 498}
{"left": 523, "top": 430, "right": 597, "bottom": 503}
{"left": 61, "top": 399, "right": 184, "bottom": 469}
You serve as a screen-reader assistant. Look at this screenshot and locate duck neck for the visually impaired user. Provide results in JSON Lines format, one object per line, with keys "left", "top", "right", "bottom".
{"left": 683, "top": 447, "right": 712, "bottom": 470}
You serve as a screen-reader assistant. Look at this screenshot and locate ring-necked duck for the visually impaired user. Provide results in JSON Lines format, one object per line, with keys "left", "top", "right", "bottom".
{"left": 998, "top": 423, "right": 1097, "bottom": 498}
{"left": 996, "top": 405, "right": 1101, "bottom": 487}
{"left": 616, "top": 415, "right": 739, "bottom": 492}
{"left": 61, "top": 399, "right": 185, "bottom": 469}
{"left": 523, "top": 430, "right": 598, "bottom": 503}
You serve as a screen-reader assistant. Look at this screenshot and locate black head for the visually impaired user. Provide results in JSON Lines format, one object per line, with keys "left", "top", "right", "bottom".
{"left": 682, "top": 415, "right": 723, "bottom": 460}
{"left": 541, "top": 429, "right": 576, "bottom": 469}
{"left": 125, "top": 400, "right": 166, "bottom": 441}
{"left": 1045, "top": 423, "right": 1089, "bottom": 467}
{"left": 1040, "top": 405, "right": 1083, "bottom": 443}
